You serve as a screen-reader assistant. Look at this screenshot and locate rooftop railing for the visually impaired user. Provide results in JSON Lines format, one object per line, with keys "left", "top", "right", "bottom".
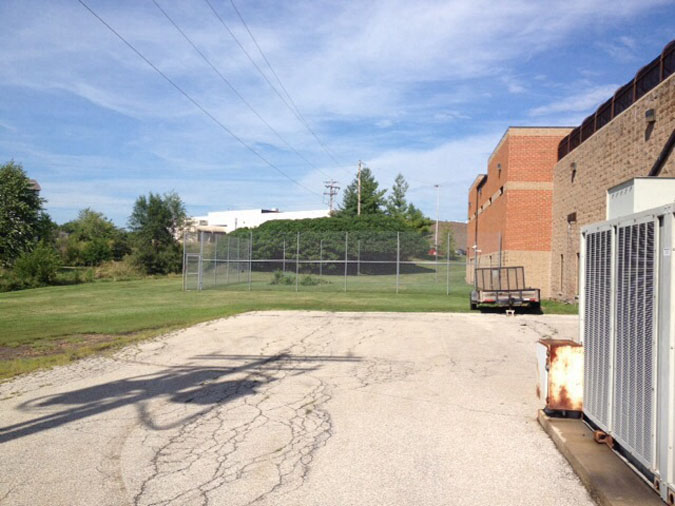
{"left": 558, "top": 39, "right": 675, "bottom": 161}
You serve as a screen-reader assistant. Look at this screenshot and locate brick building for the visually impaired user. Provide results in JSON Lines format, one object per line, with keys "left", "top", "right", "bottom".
{"left": 551, "top": 41, "right": 675, "bottom": 301}
{"left": 466, "top": 127, "right": 572, "bottom": 298}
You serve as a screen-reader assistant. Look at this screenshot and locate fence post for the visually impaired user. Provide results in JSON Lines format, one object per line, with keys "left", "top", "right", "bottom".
{"left": 357, "top": 239, "right": 361, "bottom": 276}
{"left": 295, "top": 231, "right": 300, "bottom": 292}
{"left": 198, "top": 230, "right": 204, "bottom": 291}
{"left": 214, "top": 233, "right": 218, "bottom": 289}
{"left": 248, "top": 230, "right": 253, "bottom": 291}
{"left": 446, "top": 232, "right": 450, "bottom": 296}
{"left": 282, "top": 240, "right": 286, "bottom": 273}
{"left": 435, "top": 237, "right": 438, "bottom": 283}
{"left": 344, "top": 232, "right": 348, "bottom": 292}
{"left": 182, "top": 230, "right": 187, "bottom": 291}
{"left": 319, "top": 239, "right": 323, "bottom": 278}
{"left": 396, "top": 232, "right": 400, "bottom": 294}
{"left": 226, "top": 235, "right": 230, "bottom": 284}
{"left": 236, "top": 237, "right": 241, "bottom": 283}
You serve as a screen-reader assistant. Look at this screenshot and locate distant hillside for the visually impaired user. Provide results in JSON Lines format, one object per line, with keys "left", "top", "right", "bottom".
{"left": 430, "top": 221, "right": 467, "bottom": 255}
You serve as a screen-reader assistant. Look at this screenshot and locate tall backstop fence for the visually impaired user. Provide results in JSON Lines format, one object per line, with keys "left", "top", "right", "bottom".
{"left": 182, "top": 230, "right": 465, "bottom": 295}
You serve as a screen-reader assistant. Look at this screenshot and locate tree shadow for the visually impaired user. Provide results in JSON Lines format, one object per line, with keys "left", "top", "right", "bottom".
{"left": 0, "top": 352, "right": 361, "bottom": 444}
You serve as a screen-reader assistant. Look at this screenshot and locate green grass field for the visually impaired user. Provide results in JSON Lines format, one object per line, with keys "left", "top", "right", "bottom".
{"left": 0, "top": 274, "right": 577, "bottom": 380}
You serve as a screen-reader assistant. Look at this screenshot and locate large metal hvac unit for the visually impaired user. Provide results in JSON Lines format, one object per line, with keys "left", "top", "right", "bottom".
{"left": 581, "top": 179, "right": 675, "bottom": 503}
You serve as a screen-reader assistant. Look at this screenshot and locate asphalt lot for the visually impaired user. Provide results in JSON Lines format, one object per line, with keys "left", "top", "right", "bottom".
{"left": 0, "top": 311, "right": 594, "bottom": 506}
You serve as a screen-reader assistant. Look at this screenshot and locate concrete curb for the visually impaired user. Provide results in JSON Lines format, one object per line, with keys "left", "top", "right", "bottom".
{"left": 538, "top": 410, "right": 662, "bottom": 506}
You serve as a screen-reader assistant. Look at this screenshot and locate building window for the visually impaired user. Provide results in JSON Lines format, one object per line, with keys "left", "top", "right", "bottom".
{"left": 499, "top": 186, "right": 504, "bottom": 196}
{"left": 497, "top": 163, "right": 502, "bottom": 178}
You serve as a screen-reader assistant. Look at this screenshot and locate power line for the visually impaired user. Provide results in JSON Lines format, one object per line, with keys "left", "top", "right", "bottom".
{"left": 151, "top": 0, "right": 334, "bottom": 181}
{"left": 203, "top": 0, "right": 350, "bottom": 174}
{"left": 228, "top": 0, "right": 348, "bottom": 170}
{"left": 77, "top": 0, "right": 322, "bottom": 199}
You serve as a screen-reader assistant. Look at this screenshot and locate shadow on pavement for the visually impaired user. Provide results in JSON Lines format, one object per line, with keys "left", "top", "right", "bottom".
{"left": 0, "top": 352, "right": 361, "bottom": 444}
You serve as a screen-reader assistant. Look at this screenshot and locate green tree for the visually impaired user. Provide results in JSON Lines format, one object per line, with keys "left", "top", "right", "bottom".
{"left": 13, "top": 241, "right": 62, "bottom": 285}
{"left": 383, "top": 173, "right": 431, "bottom": 234}
{"left": 339, "top": 166, "right": 387, "bottom": 216}
{"left": 386, "top": 173, "right": 409, "bottom": 218}
{"left": 128, "top": 192, "right": 186, "bottom": 274}
{"left": 62, "top": 208, "right": 116, "bottom": 241}
{"left": 59, "top": 208, "right": 127, "bottom": 266}
{"left": 0, "top": 161, "right": 50, "bottom": 267}
{"left": 405, "top": 203, "right": 432, "bottom": 234}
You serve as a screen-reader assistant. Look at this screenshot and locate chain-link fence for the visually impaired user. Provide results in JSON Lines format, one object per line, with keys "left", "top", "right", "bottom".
{"left": 182, "top": 230, "right": 467, "bottom": 295}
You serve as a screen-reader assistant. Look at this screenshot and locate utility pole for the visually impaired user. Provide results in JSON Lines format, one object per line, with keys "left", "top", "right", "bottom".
{"left": 323, "top": 180, "right": 340, "bottom": 214}
{"left": 357, "top": 160, "right": 362, "bottom": 216}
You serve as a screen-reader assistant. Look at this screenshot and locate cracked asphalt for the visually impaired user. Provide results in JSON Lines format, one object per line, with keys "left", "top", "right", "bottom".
{"left": 0, "top": 311, "right": 594, "bottom": 506}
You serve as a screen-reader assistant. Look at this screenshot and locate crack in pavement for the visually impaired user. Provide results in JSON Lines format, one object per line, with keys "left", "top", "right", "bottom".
{"left": 125, "top": 317, "right": 419, "bottom": 506}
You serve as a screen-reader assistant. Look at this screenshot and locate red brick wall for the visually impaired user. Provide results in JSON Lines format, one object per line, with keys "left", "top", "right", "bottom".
{"left": 504, "top": 189, "right": 552, "bottom": 251}
{"left": 466, "top": 127, "right": 571, "bottom": 296}
{"left": 508, "top": 135, "right": 562, "bottom": 182}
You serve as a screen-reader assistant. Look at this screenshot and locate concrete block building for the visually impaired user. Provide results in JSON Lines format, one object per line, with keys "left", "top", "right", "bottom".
{"left": 189, "top": 208, "right": 330, "bottom": 233}
{"left": 551, "top": 40, "right": 675, "bottom": 301}
{"left": 467, "top": 127, "right": 572, "bottom": 298}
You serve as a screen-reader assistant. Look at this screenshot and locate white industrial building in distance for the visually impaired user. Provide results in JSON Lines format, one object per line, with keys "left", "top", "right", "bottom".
{"left": 189, "top": 208, "right": 330, "bottom": 233}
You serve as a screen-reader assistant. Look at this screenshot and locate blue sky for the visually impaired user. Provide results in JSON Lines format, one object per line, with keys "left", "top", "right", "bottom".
{"left": 0, "top": 0, "right": 673, "bottom": 226}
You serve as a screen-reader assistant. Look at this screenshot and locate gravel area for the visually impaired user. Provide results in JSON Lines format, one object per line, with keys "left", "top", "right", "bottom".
{"left": 0, "top": 311, "right": 594, "bottom": 506}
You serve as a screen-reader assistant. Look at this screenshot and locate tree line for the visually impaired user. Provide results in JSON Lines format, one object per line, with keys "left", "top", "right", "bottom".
{"left": 1, "top": 160, "right": 447, "bottom": 291}
{"left": 0, "top": 161, "right": 187, "bottom": 291}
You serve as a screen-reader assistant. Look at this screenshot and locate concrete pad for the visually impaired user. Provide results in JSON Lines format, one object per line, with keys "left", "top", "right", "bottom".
{"left": 0, "top": 312, "right": 594, "bottom": 506}
{"left": 538, "top": 411, "right": 663, "bottom": 506}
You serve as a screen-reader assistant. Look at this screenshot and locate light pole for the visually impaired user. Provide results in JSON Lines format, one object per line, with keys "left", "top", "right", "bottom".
{"left": 434, "top": 184, "right": 440, "bottom": 251}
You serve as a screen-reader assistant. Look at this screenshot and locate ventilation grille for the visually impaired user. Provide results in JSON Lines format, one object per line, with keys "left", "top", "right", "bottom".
{"left": 583, "top": 230, "right": 612, "bottom": 429}
{"left": 613, "top": 221, "right": 655, "bottom": 468}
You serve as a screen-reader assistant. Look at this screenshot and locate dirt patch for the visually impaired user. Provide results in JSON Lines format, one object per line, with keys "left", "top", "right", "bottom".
{"left": 0, "top": 333, "right": 140, "bottom": 361}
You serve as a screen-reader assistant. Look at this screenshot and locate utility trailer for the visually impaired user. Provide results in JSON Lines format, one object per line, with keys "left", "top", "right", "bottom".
{"left": 470, "top": 266, "right": 540, "bottom": 310}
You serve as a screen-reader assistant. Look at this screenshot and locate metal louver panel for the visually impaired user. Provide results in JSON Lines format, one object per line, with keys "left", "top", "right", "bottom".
{"left": 613, "top": 221, "right": 655, "bottom": 469}
{"left": 583, "top": 230, "right": 612, "bottom": 430}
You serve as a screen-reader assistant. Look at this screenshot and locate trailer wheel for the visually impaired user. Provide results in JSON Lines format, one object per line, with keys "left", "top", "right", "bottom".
{"left": 470, "top": 302, "right": 477, "bottom": 310}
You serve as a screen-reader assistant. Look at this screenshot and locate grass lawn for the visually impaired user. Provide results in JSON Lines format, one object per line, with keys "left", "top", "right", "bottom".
{"left": 0, "top": 275, "right": 577, "bottom": 380}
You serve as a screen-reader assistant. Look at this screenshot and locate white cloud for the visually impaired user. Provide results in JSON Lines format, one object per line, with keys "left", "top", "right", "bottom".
{"left": 0, "top": 0, "right": 671, "bottom": 225}
{"left": 375, "top": 119, "right": 394, "bottom": 128}
{"left": 529, "top": 84, "right": 619, "bottom": 118}
{"left": 365, "top": 132, "right": 504, "bottom": 220}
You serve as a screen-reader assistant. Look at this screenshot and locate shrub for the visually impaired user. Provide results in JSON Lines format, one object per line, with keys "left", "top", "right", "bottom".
{"left": 300, "top": 275, "right": 330, "bottom": 286}
{"left": 95, "top": 257, "right": 144, "bottom": 281}
{"left": 12, "top": 242, "right": 61, "bottom": 285}
{"left": 270, "top": 270, "right": 294, "bottom": 285}
{"left": 232, "top": 215, "right": 430, "bottom": 267}
{"left": 80, "top": 238, "right": 113, "bottom": 266}
{"left": 0, "top": 270, "right": 28, "bottom": 292}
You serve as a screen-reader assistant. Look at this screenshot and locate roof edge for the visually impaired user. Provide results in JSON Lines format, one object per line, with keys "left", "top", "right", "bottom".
{"left": 487, "top": 126, "right": 573, "bottom": 164}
